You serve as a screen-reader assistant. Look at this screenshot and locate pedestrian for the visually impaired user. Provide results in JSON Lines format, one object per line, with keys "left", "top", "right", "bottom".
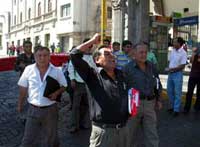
{"left": 15, "top": 40, "right": 35, "bottom": 76}
{"left": 50, "top": 43, "right": 56, "bottom": 53}
{"left": 184, "top": 46, "right": 200, "bottom": 114}
{"left": 114, "top": 40, "right": 133, "bottom": 70}
{"left": 68, "top": 38, "right": 96, "bottom": 133}
{"left": 15, "top": 40, "right": 35, "bottom": 125}
{"left": 10, "top": 41, "right": 16, "bottom": 56}
{"left": 166, "top": 37, "right": 187, "bottom": 116}
{"left": 147, "top": 45, "right": 157, "bottom": 65}
{"left": 103, "top": 38, "right": 111, "bottom": 48}
{"left": 70, "top": 33, "right": 129, "bottom": 147}
{"left": 17, "top": 46, "right": 67, "bottom": 147}
{"left": 123, "top": 42, "right": 162, "bottom": 147}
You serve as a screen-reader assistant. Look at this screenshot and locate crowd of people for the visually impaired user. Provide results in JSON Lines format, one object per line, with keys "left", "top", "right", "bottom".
{"left": 15, "top": 34, "right": 200, "bottom": 147}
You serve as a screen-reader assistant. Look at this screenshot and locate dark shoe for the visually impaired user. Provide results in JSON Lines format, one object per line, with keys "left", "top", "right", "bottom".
{"left": 173, "top": 112, "right": 179, "bottom": 117}
{"left": 79, "top": 125, "right": 90, "bottom": 130}
{"left": 69, "top": 128, "right": 79, "bottom": 134}
{"left": 167, "top": 108, "right": 173, "bottom": 114}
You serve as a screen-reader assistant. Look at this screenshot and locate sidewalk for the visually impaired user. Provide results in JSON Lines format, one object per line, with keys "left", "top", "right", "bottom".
{"left": 159, "top": 74, "right": 189, "bottom": 93}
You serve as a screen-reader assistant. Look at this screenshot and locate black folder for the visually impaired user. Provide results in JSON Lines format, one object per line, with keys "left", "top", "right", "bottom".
{"left": 43, "top": 75, "right": 61, "bottom": 102}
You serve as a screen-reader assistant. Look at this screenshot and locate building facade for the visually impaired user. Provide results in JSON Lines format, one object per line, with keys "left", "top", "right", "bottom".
{"left": 9, "top": 0, "right": 112, "bottom": 52}
{"left": 0, "top": 12, "right": 10, "bottom": 56}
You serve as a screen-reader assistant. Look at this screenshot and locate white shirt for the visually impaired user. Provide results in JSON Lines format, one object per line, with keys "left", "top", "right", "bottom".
{"left": 18, "top": 63, "right": 67, "bottom": 107}
{"left": 169, "top": 48, "right": 187, "bottom": 68}
{"left": 68, "top": 54, "right": 96, "bottom": 83}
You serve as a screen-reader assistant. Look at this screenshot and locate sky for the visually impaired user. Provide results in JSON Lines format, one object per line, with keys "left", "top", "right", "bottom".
{"left": 0, "top": 0, "right": 12, "bottom": 13}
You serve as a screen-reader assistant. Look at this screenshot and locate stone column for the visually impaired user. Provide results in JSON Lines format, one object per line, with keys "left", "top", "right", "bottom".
{"left": 128, "top": 0, "right": 150, "bottom": 44}
{"left": 111, "top": 0, "right": 125, "bottom": 44}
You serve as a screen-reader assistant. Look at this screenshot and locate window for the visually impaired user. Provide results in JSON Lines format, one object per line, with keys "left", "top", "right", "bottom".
{"left": 38, "top": 2, "right": 41, "bottom": 16}
{"left": 28, "top": 8, "right": 31, "bottom": 19}
{"left": 61, "top": 4, "right": 71, "bottom": 17}
{"left": 48, "top": 0, "right": 52, "bottom": 12}
{"left": 14, "top": 15, "right": 16, "bottom": 25}
{"left": 107, "top": 7, "right": 112, "bottom": 19}
{"left": 20, "top": 12, "right": 22, "bottom": 23}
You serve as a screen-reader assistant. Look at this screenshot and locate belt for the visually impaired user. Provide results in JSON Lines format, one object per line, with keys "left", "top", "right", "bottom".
{"left": 140, "top": 95, "right": 155, "bottom": 101}
{"left": 30, "top": 104, "right": 53, "bottom": 109}
{"left": 92, "top": 121, "right": 125, "bottom": 129}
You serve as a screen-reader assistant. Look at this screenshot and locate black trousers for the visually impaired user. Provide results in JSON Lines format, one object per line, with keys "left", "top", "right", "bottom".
{"left": 184, "top": 77, "right": 200, "bottom": 111}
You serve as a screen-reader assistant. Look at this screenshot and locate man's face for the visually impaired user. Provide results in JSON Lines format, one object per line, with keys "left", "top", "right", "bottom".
{"left": 173, "top": 38, "right": 181, "bottom": 49}
{"left": 123, "top": 44, "right": 132, "bottom": 55}
{"left": 34, "top": 49, "right": 50, "bottom": 67}
{"left": 103, "top": 41, "right": 110, "bottom": 47}
{"left": 134, "top": 45, "right": 147, "bottom": 63}
{"left": 96, "top": 48, "right": 116, "bottom": 70}
{"left": 113, "top": 44, "right": 120, "bottom": 52}
{"left": 24, "top": 43, "right": 32, "bottom": 54}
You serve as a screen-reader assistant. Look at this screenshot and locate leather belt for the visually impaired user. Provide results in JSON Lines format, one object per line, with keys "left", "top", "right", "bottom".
{"left": 140, "top": 95, "right": 155, "bottom": 101}
{"left": 92, "top": 121, "right": 125, "bottom": 129}
{"left": 30, "top": 104, "right": 53, "bottom": 109}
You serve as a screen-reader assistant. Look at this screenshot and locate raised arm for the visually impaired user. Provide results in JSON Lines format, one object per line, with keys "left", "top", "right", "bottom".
{"left": 70, "top": 33, "right": 100, "bottom": 83}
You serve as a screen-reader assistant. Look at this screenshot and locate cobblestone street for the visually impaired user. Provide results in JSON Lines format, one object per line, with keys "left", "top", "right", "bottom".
{"left": 0, "top": 70, "right": 200, "bottom": 147}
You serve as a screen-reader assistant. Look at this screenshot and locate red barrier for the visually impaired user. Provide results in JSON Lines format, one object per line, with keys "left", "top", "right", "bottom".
{"left": 0, "top": 54, "right": 69, "bottom": 72}
{"left": 0, "top": 57, "right": 17, "bottom": 71}
{"left": 50, "top": 53, "right": 69, "bottom": 66}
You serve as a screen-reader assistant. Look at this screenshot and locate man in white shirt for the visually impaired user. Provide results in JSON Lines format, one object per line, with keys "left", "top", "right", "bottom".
{"left": 68, "top": 38, "right": 95, "bottom": 133}
{"left": 17, "top": 46, "right": 67, "bottom": 147}
{"left": 166, "top": 37, "right": 187, "bottom": 116}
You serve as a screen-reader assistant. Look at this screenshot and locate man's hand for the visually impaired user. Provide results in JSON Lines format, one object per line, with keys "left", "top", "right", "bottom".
{"left": 155, "top": 100, "right": 162, "bottom": 110}
{"left": 91, "top": 33, "right": 101, "bottom": 44}
{"left": 71, "top": 80, "right": 76, "bottom": 90}
{"left": 17, "top": 103, "right": 23, "bottom": 113}
{"left": 49, "top": 91, "right": 59, "bottom": 101}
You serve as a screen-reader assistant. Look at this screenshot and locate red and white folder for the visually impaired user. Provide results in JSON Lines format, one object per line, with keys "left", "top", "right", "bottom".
{"left": 128, "top": 88, "right": 140, "bottom": 117}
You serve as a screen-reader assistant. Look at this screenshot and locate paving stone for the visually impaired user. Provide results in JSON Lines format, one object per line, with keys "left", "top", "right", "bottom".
{"left": 0, "top": 71, "right": 200, "bottom": 147}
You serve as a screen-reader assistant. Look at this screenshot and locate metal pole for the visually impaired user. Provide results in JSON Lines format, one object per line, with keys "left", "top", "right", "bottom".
{"left": 101, "top": 0, "right": 107, "bottom": 44}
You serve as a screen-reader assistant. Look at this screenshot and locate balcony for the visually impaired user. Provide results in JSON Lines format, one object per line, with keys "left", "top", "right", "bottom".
{"left": 34, "top": 16, "right": 42, "bottom": 23}
{"left": 44, "top": 11, "right": 53, "bottom": 20}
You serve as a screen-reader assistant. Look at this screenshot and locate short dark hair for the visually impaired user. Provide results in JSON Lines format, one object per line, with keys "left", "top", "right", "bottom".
{"left": 133, "top": 41, "right": 149, "bottom": 50}
{"left": 112, "top": 42, "right": 120, "bottom": 46}
{"left": 103, "top": 39, "right": 110, "bottom": 44}
{"left": 23, "top": 40, "right": 32, "bottom": 47}
{"left": 176, "top": 37, "right": 185, "bottom": 46}
{"left": 34, "top": 46, "right": 50, "bottom": 54}
{"left": 122, "top": 40, "right": 132, "bottom": 47}
{"left": 93, "top": 45, "right": 109, "bottom": 66}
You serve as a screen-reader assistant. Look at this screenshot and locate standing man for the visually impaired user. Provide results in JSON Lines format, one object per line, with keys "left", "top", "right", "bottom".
{"left": 15, "top": 40, "right": 35, "bottom": 76}
{"left": 184, "top": 47, "right": 200, "bottom": 114}
{"left": 15, "top": 40, "right": 35, "bottom": 124}
{"left": 68, "top": 38, "right": 96, "bottom": 133}
{"left": 17, "top": 46, "right": 67, "bottom": 147}
{"left": 114, "top": 40, "right": 133, "bottom": 70}
{"left": 70, "top": 34, "right": 129, "bottom": 147}
{"left": 123, "top": 42, "right": 162, "bottom": 147}
{"left": 166, "top": 37, "right": 187, "bottom": 116}
{"left": 50, "top": 43, "right": 56, "bottom": 53}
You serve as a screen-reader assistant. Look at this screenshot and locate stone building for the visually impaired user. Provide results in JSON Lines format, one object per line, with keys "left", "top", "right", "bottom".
{"left": 9, "top": 0, "right": 112, "bottom": 52}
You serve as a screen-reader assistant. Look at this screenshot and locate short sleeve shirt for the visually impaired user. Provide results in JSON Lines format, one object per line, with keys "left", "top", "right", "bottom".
{"left": 169, "top": 48, "right": 187, "bottom": 68}
{"left": 18, "top": 63, "right": 67, "bottom": 107}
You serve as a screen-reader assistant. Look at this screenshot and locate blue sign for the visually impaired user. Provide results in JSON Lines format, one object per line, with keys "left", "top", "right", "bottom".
{"left": 174, "top": 16, "right": 198, "bottom": 26}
